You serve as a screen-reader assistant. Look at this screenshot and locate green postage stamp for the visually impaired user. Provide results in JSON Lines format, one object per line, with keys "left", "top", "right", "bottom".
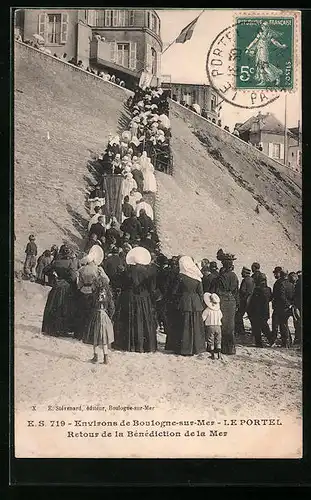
{"left": 235, "top": 17, "right": 294, "bottom": 90}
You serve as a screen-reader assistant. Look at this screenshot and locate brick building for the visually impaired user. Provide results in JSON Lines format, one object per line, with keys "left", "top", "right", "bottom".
{"left": 14, "top": 8, "right": 163, "bottom": 89}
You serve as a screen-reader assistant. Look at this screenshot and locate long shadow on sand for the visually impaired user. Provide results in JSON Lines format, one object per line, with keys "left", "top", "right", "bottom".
{"left": 16, "top": 343, "right": 85, "bottom": 362}
{"left": 232, "top": 352, "right": 301, "bottom": 370}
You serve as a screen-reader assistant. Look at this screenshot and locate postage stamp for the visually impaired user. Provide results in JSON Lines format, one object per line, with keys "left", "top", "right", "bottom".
{"left": 235, "top": 17, "right": 294, "bottom": 90}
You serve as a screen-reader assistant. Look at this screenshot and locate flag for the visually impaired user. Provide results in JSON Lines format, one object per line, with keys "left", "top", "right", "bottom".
{"left": 175, "top": 16, "right": 199, "bottom": 44}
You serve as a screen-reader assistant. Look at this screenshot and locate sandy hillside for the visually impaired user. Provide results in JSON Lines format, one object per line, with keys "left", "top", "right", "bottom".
{"left": 157, "top": 103, "right": 301, "bottom": 285}
{"left": 14, "top": 42, "right": 131, "bottom": 270}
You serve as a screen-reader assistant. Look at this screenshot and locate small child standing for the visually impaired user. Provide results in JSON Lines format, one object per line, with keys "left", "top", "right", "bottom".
{"left": 202, "top": 292, "right": 223, "bottom": 360}
{"left": 87, "top": 283, "right": 115, "bottom": 365}
{"left": 24, "top": 234, "right": 38, "bottom": 281}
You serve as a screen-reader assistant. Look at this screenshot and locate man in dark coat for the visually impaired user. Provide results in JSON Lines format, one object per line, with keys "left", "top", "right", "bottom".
{"left": 251, "top": 262, "right": 262, "bottom": 283}
{"left": 202, "top": 261, "right": 219, "bottom": 293}
{"left": 120, "top": 212, "right": 142, "bottom": 243}
{"left": 89, "top": 216, "right": 106, "bottom": 240}
{"left": 131, "top": 166, "right": 144, "bottom": 194}
{"left": 247, "top": 273, "right": 272, "bottom": 347}
{"left": 138, "top": 209, "right": 154, "bottom": 239}
{"left": 103, "top": 247, "right": 123, "bottom": 287}
{"left": 235, "top": 267, "right": 254, "bottom": 335}
{"left": 105, "top": 220, "right": 121, "bottom": 247}
{"left": 293, "top": 271, "right": 302, "bottom": 345}
{"left": 122, "top": 195, "right": 134, "bottom": 219}
{"left": 271, "top": 267, "right": 295, "bottom": 347}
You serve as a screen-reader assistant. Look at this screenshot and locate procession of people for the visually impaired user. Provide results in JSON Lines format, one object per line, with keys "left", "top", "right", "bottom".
{"left": 22, "top": 84, "right": 302, "bottom": 365}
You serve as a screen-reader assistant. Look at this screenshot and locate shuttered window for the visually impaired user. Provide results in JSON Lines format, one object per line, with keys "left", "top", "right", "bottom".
{"left": 60, "top": 13, "right": 68, "bottom": 44}
{"left": 129, "top": 10, "right": 135, "bottom": 26}
{"left": 39, "top": 12, "right": 68, "bottom": 44}
{"left": 146, "top": 43, "right": 152, "bottom": 72}
{"left": 104, "top": 10, "right": 112, "bottom": 26}
{"left": 38, "top": 13, "right": 47, "bottom": 40}
{"left": 129, "top": 42, "right": 137, "bottom": 70}
{"left": 272, "top": 143, "right": 281, "bottom": 159}
{"left": 110, "top": 41, "right": 117, "bottom": 63}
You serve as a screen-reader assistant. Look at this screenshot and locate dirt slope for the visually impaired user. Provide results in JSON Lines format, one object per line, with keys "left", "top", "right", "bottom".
{"left": 14, "top": 42, "right": 131, "bottom": 270}
{"left": 156, "top": 102, "right": 302, "bottom": 282}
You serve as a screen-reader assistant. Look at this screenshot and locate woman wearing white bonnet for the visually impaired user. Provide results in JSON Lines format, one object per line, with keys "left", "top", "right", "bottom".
{"left": 80, "top": 245, "right": 115, "bottom": 365}
{"left": 113, "top": 247, "right": 157, "bottom": 353}
{"left": 122, "top": 172, "right": 137, "bottom": 199}
{"left": 168, "top": 255, "right": 205, "bottom": 356}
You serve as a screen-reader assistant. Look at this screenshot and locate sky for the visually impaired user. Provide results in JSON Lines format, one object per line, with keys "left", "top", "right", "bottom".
{"left": 157, "top": 9, "right": 301, "bottom": 131}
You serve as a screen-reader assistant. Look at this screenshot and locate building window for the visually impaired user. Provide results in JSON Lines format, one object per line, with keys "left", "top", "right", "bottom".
{"left": 47, "top": 14, "right": 61, "bottom": 44}
{"left": 272, "top": 143, "right": 281, "bottom": 159}
{"left": 117, "top": 43, "right": 130, "bottom": 68}
{"left": 211, "top": 94, "right": 217, "bottom": 112}
{"left": 129, "top": 10, "right": 135, "bottom": 25}
{"left": 151, "top": 13, "right": 157, "bottom": 32}
{"left": 87, "top": 10, "right": 97, "bottom": 26}
{"left": 147, "top": 11, "right": 151, "bottom": 28}
{"left": 39, "top": 12, "right": 68, "bottom": 44}
{"left": 151, "top": 47, "right": 157, "bottom": 74}
{"left": 113, "top": 10, "right": 126, "bottom": 26}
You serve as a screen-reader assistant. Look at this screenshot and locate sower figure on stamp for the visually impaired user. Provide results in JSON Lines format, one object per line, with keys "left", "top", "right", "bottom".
{"left": 245, "top": 21, "right": 287, "bottom": 87}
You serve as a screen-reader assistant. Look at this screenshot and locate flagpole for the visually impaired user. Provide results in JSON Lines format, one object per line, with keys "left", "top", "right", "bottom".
{"left": 284, "top": 93, "right": 288, "bottom": 167}
{"left": 161, "top": 9, "right": 205, "bottom": 55}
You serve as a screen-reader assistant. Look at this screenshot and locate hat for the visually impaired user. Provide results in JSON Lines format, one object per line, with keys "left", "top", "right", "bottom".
{"left": 126, "top": 247, "right": 151, "bottom": 266}
{"left": 273, "top": 266, "right": 283, "bottom": 274}
{"left": 88, "top": 245, "right": 104, "bottom": 266}
{"left": 203, "top": 292, "right": 221, "bottom": 311}
{"left": 242, "top": 266, "right": 251, "bottom": 276}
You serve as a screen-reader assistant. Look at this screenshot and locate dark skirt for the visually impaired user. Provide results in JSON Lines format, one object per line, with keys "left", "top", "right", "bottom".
{"left": 164, "top": 303, "right": 180, "bottom": 351}
{"left": 219, "top": 294, "right": 236, "bottom": 354}
{"left": 42, "top": 280, "right": 74, "bottom": 336}
{"left": 74, "top": 292, "right": 97, "bottom": 342}
{"left": 176, "top": 311, "right": 206, "bottom": 356}
{"left": 113, "top": 291, "right": 157, "bottom": 353}
{"left": 84, "top": 308, "right": 114, "bottom": 347}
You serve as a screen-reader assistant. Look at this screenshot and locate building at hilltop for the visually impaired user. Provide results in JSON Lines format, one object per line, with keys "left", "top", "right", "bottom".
{"left": 235, "top": 112, "right": 301, "bottom": 172}
{"left": 161, "top": 82, "right": 219, "bottom": 121}
{"left": 14, "top": 8, "right": 163, "bottom": 89}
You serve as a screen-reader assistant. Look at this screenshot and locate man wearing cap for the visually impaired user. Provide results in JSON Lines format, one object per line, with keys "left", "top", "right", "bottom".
{"left": 251, "top": 262, "right": 262, "bottom": 283}
{"left": 89, "top": 216, "right": 106, "bottom": 241}
{"left": 202, "top": 261, "right": 219, "bottom": 293}
{"left": 293, "top": 271, "right": 302, "bottom": 345}
{"left": 271, "top": 267, "right": 294, "bottom": 347}
{"left": 24, "top": 234, "right": 38, "bottom": 280}
{"left": 235, "top": 267, "right": 255, "bottom": 336}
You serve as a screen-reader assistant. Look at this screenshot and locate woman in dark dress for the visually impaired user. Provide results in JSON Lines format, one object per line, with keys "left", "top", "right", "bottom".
{"left": 165, "top": 256, "right": 182, "bottom": 351}
{"left": 113, "top": 247, "right": 157, "bottom": 353}
{"left": 171, "top": 256, "right": 206, "bottom": 356}
{"left": 41, "top": 247, "right": 78, "bottom": 336}
{"left": 211, "top": 252, "right": 239, "bottom": 354}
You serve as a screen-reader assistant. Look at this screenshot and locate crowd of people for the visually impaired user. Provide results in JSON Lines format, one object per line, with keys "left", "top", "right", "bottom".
{"left": 20, "top": 66, "right": 302, "bottom": 365}
{"left": 126, "top": 86, "right": 173, "bottom": 174}
{"left": 23, "top": 230, "right": 302, "bottom": 364}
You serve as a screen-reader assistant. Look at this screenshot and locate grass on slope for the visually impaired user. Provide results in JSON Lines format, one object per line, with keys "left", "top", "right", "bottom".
{"left": 14, "top": 43, "right": 130, "bottom": 270}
